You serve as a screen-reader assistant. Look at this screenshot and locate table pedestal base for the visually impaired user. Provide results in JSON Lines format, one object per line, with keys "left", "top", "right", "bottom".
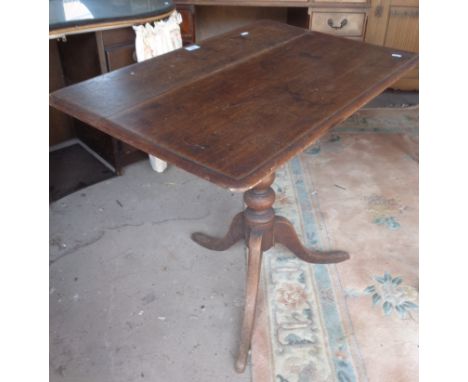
{"left": 191, "top": 172, "right": 350, "bottom": 373}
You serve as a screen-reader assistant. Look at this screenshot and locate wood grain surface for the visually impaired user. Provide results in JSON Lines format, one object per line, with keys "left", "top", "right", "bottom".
{"left": 50, "top": 20, "right": 418, "bottom": 190}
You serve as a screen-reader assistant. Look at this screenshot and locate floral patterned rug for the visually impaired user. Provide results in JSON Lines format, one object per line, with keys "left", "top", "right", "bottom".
{"left": 251, "top": 122, "right": 418, "bottom": 382}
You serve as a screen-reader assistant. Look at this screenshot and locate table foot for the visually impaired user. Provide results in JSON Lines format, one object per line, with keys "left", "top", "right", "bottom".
{"left": 235, "top": 230, "right": 263, "bottom": 373}
{"left": 273, "top": 216, "right": 349, "bottom": 264}
{"left": 191, "top": 212, "right": 245, "bottom": 251}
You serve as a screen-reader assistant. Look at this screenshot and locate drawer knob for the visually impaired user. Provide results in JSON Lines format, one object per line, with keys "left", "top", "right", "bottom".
{"left": 327, "top": 18, "right": 348, "bottom": 30}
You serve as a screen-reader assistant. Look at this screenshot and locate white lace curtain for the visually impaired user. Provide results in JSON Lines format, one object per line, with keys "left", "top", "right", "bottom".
{"left": 133, "top": 11, "right": 183, "bottom": 172}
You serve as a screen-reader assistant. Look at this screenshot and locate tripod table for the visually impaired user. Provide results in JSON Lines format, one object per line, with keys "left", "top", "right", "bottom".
{"left": 49, "top": 20, "right": 418, "bottom": 373}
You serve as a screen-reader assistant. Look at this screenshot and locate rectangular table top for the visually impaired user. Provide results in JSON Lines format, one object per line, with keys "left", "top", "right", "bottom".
{"left": 49, "top": 21, "right": 418, "bottom": 191}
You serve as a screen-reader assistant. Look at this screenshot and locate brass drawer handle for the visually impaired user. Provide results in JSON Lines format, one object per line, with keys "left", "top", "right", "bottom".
{"left": 327, "top": 18, "right": 348, "bottom": 30}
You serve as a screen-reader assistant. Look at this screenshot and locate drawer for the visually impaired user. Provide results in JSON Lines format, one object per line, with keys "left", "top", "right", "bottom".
{"left": 310, "top": 10, "right": 366, "bottom": 37}
{"left": 105, "top": 43, "right": 136, "bottom": 71}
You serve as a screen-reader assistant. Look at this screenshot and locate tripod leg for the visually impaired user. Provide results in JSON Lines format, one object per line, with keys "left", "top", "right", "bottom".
{"left": 274, "top": 216, "right": 349, "bottom": 264}
{"left": 235, "top": 230, "right": 263, "bottom": 373}
{"left": 191, "top": 212, "right": 245, "bottom": 251}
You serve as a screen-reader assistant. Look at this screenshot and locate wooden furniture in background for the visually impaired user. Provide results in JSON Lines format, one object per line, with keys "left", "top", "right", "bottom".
{"left": 365, "top": 0, "right": 419, "bottom": 90}
{"left": 50, "top": 21, "right": 417, "bottom": 372}
{"left": 50, "top": 40, "right": 75, "bottom": 146}
{"left": 49, "top": 2, "right": 197, "bottom": 173}
{"left": 174, "top": 0, "right": 418, "bottom": 89}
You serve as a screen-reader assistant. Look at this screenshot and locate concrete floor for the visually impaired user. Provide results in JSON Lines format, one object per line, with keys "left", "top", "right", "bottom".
{"left": 49, "top": 164, "right": 251, "bottom": 382}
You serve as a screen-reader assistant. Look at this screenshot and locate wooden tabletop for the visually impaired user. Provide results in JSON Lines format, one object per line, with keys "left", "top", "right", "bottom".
{"left": 49, "top": 21, "right": 418, "bottom": 191}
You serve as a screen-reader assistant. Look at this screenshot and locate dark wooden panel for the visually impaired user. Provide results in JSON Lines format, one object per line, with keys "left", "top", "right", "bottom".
{"left": 287, "top": 7, "right": 309, "bottom": 28}
{"left": 56, "top": 33, "right": 117, "bottom": 162}
{"left": 49, "top": 40, "right": 75, "bottom": 145}
{"left": 193, "top": 5, "right": 287, "bottom": 42}
{"left": 58, "top": 32, "right": 102, "bottom": 84}
{"left": 101, "top": 27, "right": 135, "bottom": 46}
{"left": 106, "top": 43, "right": 137, "bottom": 71}
{"left": 75, "top": 122, "right": 115, "bottom": 164}
{"left": 177, "top": 4, "right": 197, "bottom": 44}
{"left": 50, "top": 21, "right": 418, "bottom": 190}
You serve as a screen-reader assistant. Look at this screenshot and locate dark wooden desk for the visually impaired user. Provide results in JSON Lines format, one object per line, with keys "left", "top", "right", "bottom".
{"left": 49, "top": 0, "right": 196, "bottom": 174}
{"left": 50, "top": 20, "right": 417, "bottom": 373}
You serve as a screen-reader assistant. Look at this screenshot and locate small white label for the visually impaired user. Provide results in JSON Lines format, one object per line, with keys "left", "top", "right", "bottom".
{"left": 392, "top": 53, "right": 403, "bottom": 58}
{"left": 185, "top": 44, "right": 200, "bottom": 51}
{"left": 240, "top": 31, "right": 249, "bottom": 37}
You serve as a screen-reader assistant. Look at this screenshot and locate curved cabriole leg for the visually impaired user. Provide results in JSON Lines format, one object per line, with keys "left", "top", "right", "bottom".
{"left": 273, "top": 216, "right": 349, "bottom": 264}
{"left": 191, "top": 212, "right": 245, "bottom": 251}
{"left": 235, "top": 230, "right": 263, "bottom": 373}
